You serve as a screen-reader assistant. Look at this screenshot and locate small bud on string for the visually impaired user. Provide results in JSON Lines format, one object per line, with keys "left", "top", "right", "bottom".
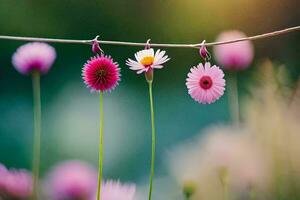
{"left": 199, "top": 40, "right": 211, "bottom": 63}
{"left": 92, "top": 35, "right": 104, "bottom": 55}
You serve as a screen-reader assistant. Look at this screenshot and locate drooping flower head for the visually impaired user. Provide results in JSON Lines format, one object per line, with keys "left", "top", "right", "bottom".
{"left": 186, "top": 62, "right": 225, "bottom": 104}
{"left": 213, "top": 31, "right": 254, "bottom": 71}
{"left": 94, "top": 180, "right": 136, "bottom": 200}
{"left": 12, "top": 42, "right": 56, "bottom": 75}
{"left": 126, "top": 48, "right": 170, "bottom": 74}
{"left": 45, "top": 160, "right": 97, "bottom": 200}
{"left": 3, "top": 169, "right": 32, "bottom": 199}
{"left": 82, "top": 55, "right": 121, "bottom": 92}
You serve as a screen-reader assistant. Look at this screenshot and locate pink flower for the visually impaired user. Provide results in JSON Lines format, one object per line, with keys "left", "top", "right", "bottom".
{"left": 202, "top": 129, "right": 270, "bottom": 190}
{"left": 94, "top": 180, "right": 136, "bottom": 200}
{"left": 12, "top": 42, "right": 56, "bottom": 75}
{"left": 0, "top": 164, "right": 8, "bottom": 189}
{"left": 45, "top": 160, "right": 97, "bottom": 200}
{"left": 82, "top": 55, "right": 121, "bottom": 92}
{"left": 3, "top": 169, "right": 32, "bottom": 198}
{"left": 126, "top": 48, "right": 170, "bottom": 74}
{"left": 213, "top": 31, "right": 254, "bottom": 70}
{"left": 186, "top": 62, "right": 225, "bottom": 104}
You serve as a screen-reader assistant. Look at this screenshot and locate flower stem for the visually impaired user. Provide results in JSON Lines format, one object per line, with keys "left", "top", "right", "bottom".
{"left": 97, "top": 92, "right": 104, "bottom": 200}
{"left": 227, "top": 72, "right": 240, "bottom": 126}
{"left": 219, "top": 169, "right": 229, "bottom": 200}
{"left": 31, "top": 71, "right": 41, "bottom": 200}
{"left": 222, "top": 181, "right": 229, "bottom": 200}
{"left": 249, "top": 186, "right": 256, "bottom": 200}
{"left": 148, "top": 82, "right": 156, "bottom": 200}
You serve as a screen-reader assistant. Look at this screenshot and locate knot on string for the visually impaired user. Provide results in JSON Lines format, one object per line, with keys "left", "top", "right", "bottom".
{"left": 145, "top": 39, "right": 151, "bottom": 50}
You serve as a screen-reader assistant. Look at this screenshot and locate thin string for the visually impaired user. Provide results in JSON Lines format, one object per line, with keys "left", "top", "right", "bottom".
{"left": 0, "top": 26, "right": 298, "bottom": 48}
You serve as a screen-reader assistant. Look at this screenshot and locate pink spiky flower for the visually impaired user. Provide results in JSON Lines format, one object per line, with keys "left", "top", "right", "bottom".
{"left": 82, "top": 55, "right": 121, "bottom": 92}
{"left": 126, "top": 48, "right": 170, "bottom": 74}
{"left": 12, "top": 42, "right": 56, "bottom": 75}
{"left": 186, "top": 62, "right": 225, "bottom": 104}
{"left": 91, "top": 180, "right": 136, "bottom": 200}
{"left": 213, "top": 30, "right": 254, "bottom": 71}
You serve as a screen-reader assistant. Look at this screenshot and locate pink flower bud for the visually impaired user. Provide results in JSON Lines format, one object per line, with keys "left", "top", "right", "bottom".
{"left": 92, "top": 40, "right": 102, "bottom": 55}
{"left": 199, "top": 45, "right": 210, "bottom": 60}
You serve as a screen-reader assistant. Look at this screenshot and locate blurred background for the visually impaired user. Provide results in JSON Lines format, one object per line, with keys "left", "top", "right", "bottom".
{"left": 0, "top": 0, "right": 299, "bottom": 198}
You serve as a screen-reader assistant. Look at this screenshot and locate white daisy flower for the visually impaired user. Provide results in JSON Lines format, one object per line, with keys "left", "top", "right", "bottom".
{"left": 126, "top": 48, "right": 170, "bottom": 74}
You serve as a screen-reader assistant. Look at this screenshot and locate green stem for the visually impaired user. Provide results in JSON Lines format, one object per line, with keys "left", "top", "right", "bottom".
{"left": 184, "top": 194, "right": 191, "bottom": 200}
{"left": 249, "top": 187, "right": 256, "bottom": 200}
{"left": 223, "top": 181, "right": 229, "bottom": 200}
{"left": 148, "top": 82, "right": 156, "bottom": 200}
{"left": 31, "top": 71, "right": 41, "bottom": 200}
{"left": 97, "top": 92, "right": 104, "bottom": 200}
{"left": 227, "top": 72, "right": 240, "bottom": 126}
{"left": 219, "top": 169, "right": 229, "bottom": 200}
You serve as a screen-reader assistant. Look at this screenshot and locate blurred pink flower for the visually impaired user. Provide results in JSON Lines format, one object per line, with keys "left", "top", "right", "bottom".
{"left": 82, "top": 55, "right": 121, "bottom": 92}
{"left": 12, "top": 42, "right": 56, "bottom": 75}
{"left": 45, "top": 160, "right": 97, "bottom": 200}
{"left": 3, "top": 169, "right": 32, "bottom": 199}
{"left": 126, "top": 48, "right": 170, "bottom": 74}
{"left": 95, "top": 180, "right": 136, "bottom": 200}
{"left": 0, "top": 164, "right": 8, "bottom": 189}
{"left": 186, "top": 62, "right": 225, "bottom": 104}
{"left": 203, "top": 129, "right": 269, "bottom": 189}
{"left": 213, "top": 31, "right": 254, "bottom": 70}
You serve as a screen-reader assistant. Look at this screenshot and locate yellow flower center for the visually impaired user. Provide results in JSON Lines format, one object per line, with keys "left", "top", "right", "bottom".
{"left": 140, "top": 56, "right": 154, "bottom": 67}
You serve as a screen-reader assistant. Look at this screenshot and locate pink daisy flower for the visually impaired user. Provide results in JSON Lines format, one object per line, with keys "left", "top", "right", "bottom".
{"left": 126, "top": 48, "right": 170, "bottom": 74}
{"left": 45, "top": 160, "right": 97, "bottom": 200}
{"left": 92, "top": 180, "right": 136, "bottom": 200}
{"left": 213, "top": 30, "right": 254, "bottom": 71}
{"left": 12, "top": 42, "right": 56, "bottom": 75}
{"left": 82, "top": 55, "right": 121, "bottom": 92}
{"left": 186, "top": 62, "right": 225, "bottom": 104}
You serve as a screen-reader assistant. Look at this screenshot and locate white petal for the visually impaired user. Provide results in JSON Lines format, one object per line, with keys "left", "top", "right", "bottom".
{"left": 154, "top": 56, "right": 170, "bottom": 66}
{"left": 137, "top": 68, "right": 147, "bottom": 74}
{"left": 135, "top": 53, "right": 142, "bottom": 62}
{"left": 135, "top": 49, "right": 155, "bottom": 63}
{"left": 126, "top": 59, "right": 144, "bottom": 70}
{"left": 146, "top": 48, "right": 155, "bottom": 57}
{"left": 154, "top": 49, "right": 166, "bottom": 63}
{"left": 153, "top": 65, "right": 164, "bottom": 69}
